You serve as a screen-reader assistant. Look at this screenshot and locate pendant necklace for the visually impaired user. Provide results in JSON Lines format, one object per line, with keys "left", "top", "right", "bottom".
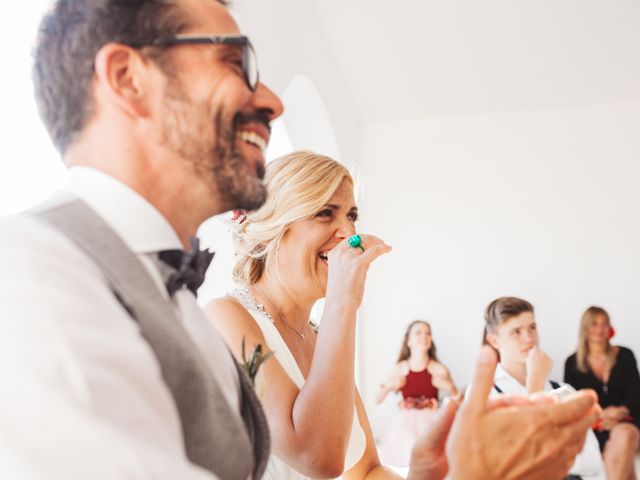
{"left": 252, "top": 285, "right": 318, "bottom": 340}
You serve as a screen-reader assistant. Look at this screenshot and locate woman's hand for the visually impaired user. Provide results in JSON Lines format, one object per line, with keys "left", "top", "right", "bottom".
{"left": 597, "top": 405, "right": 631, "bottom": 430}
{"left": 385, "top": 374, "right": 405, "bottom": 392}
{"left": 400, "top": 397, "right": 438, "bottom": 410}
{"left": 324, "top": 234, "right": 391, "bottom": 311}
{"left": 375, "top": 364, "right": 407, "bottom": 404}
{"left": 602, "top": 405, "right": 630, "bottom": 421}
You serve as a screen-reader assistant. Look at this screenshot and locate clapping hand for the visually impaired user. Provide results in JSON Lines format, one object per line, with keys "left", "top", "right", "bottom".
{"left": 406, "top": 347, "right": 599, "bottom": 480}
{"left": 407, "top": 398, "right": 457, "bottom": 480}
{"left": 445, "top": 346, "right": 599, "bottom": 480}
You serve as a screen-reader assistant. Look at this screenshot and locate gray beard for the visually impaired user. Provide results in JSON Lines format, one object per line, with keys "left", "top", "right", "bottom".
{"left": 159, "top": 82, "right": 267, "bottom": 214}
{"left": 211, "top": 109, "right": 267, "bottom": 212}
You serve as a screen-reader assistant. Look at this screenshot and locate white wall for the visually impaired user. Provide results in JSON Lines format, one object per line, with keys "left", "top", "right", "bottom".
{"left": 0, "top": 1, "right": 67, "bottom": 215}
{"left": 359, "top": 100, "right": 640, "bottom": 437}
{"left": 220, "top": 2, "right": 640, "bottom": 441}
{"left": 229, "top": 0, "right": 359, "bottom": 164}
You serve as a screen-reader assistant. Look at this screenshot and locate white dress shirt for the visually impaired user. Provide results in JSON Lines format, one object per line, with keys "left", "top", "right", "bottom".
{"left": 491, "top": 363, "right": 606, "bottom": 480}
{"left": 0, "top": 167, "right": 241, "bottom": 479}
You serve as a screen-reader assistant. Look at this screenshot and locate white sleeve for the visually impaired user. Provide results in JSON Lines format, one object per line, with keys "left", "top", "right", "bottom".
{"left": 0, "top": 216, "right": 217, "bottom": 480}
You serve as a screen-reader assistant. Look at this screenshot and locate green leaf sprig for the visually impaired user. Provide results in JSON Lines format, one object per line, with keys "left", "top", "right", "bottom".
{"left": 241, "top": 336, "right": 275, "bottom": 386}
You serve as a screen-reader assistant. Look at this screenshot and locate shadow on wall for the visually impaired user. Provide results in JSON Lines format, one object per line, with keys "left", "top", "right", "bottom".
{"left": 280, "top": 74, "right": 341, "bottom": 162}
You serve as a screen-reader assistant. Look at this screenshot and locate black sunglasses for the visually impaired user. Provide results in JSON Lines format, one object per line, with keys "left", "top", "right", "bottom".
{"left": 129, "top": 34, "right": 259, "bottom": 91}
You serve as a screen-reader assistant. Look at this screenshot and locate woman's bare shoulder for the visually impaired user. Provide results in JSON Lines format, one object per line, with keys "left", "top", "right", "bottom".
{"left": 205, "top": 294, "right": 267, "bottom": 355}
{"left": 428, "top": 360, "right": 449, "bottom": 376}
{"left": 206, "top": 295, "right": 254, "bottom": 326}
{"left": 393, "top": 360, "right": 410, "bottom": 376}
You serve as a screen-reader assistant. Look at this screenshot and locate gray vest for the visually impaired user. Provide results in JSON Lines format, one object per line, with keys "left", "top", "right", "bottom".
{"left": 32, "top": 196, "right": 269, "bottom": 480}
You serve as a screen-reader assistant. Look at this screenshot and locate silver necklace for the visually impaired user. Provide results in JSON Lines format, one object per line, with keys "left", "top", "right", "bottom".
{"left": 250, "top": 286, "right": 318, "bottom": 340}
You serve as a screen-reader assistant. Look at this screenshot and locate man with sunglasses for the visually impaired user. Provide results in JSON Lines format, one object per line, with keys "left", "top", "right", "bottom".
{"left": 0, "top": 0, "right": 599, "bottom": 479}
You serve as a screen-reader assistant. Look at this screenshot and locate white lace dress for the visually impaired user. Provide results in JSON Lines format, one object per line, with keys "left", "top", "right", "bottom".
{"left": 228, "top": 289, "right": 367, "bottom": 480}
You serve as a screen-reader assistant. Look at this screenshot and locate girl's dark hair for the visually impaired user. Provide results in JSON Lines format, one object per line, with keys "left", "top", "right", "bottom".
{"left": 397, "top": 320, "right": 439, "bottom": 363}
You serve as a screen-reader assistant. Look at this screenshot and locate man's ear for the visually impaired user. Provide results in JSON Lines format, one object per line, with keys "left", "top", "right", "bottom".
{"left": 93, "top": 43, "right": 151, "bottom": 118}
{"left": 486, "top": 332, "right": 500, "bottom": 351}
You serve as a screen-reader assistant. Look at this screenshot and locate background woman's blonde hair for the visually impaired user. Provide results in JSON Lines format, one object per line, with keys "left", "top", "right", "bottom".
{"left": 576, "top": 306, "right": 614, "bottom": 372}
{"left": 232, "top": 150, "right": 354, "bottom": 285}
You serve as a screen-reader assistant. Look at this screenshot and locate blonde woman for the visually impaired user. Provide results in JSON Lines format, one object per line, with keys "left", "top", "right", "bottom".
{"left": 207, "top": 151, "right": 396, "bottom": 480}
{"left": 564, "top": 306, "right": 640, "bottom": 480}
{"left": 207, "top": 150, "right": 600, "bottom": 480}
{"left": 376, "top": 321, "right": 457, "bottom": 467}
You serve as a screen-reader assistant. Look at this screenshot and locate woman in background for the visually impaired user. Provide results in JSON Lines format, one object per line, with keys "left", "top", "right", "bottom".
{"left": 565, "top": 306, "right": 640, "bottom": 480}
{"left": 376, "top": 320, "right": 457, "bottom": 467}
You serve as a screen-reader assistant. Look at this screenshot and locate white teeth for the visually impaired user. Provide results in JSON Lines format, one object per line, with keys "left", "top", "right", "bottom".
{"left": 237, "top": 131, "right": 267, "bottom": 153}
{"left": 318, "top": 252, "right": 328, "bottom": 262}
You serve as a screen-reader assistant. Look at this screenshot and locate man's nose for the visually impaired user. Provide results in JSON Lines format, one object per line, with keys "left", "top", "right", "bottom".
{"left": 251, "top": 82, "right": 284, "bottom": 123}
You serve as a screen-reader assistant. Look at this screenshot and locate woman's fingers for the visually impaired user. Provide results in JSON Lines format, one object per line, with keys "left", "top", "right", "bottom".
{"left": 359, "top": 243, "right": 392, "bottom": 264}
{"left": 330, "top": 234, "right": 386, "bottom": 257}
{"left": 329, "top": 233, "right": 391, "bottom": 268}
{"left": 348, "top": 234, "right": 390, "bottom": 259}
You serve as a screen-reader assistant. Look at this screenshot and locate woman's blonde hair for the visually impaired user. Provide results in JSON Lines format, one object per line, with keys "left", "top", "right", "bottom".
{"left": 232, "top": 150, "right": 354, "bottom": 285}
{"left": 576, "top": 306, "right": 614, "bottom": 373}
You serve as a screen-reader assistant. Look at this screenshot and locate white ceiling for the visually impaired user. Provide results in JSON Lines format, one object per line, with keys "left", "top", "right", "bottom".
{"left": 310, "top": 1, "right": 640, "bottom": 122}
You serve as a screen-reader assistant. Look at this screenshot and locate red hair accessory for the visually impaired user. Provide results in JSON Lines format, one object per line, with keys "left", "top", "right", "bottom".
{"left": 231, "top": 210, "right": 247, "bottom": 224}
{"left": 609, "top": 326, "right": 615, "bottom": 340}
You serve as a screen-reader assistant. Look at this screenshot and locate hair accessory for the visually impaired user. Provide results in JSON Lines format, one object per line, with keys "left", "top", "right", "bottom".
{"left": 609, "top": 326, "right": 615, "bottom": 340}
{"left": 348, "top": 234, "right": 365, "bottom": 251}
{"left": 231, "top": 209, "right": 247, "bottom": 224}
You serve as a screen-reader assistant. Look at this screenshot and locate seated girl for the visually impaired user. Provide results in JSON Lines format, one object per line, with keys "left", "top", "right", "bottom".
{"left": 376, "top": 320, "right": 457, "bottom": 467}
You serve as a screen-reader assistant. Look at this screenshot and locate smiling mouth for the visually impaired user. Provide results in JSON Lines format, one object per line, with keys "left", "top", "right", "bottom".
{"left": 237, "top": 130, "right": 267, "bottom": 153}
{"left": 318, "top": 252, "right": 329, "bottom": 264}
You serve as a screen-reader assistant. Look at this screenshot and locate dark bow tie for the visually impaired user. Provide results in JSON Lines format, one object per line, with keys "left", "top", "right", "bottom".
{"left": 158, "top": 237, "right": 215, "bottom": 297}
